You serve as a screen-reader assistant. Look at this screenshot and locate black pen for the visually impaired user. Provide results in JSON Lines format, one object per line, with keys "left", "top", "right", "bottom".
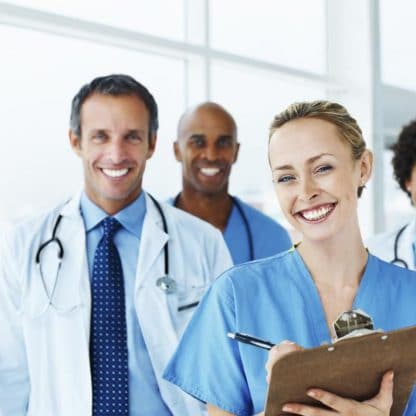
{"left": 227, "top": 332, "right": 275, "bottom": 350}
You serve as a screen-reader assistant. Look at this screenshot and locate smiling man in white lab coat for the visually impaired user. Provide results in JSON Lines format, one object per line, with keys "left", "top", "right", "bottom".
{"left": 0, "top": 74, "right": 232, "bottom": 416}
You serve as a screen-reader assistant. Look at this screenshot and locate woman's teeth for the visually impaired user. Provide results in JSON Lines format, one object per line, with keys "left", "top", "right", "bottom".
{"left": 102, "top": 168, "right": 129, "bottom": 178}
{"left": 301, "top": 205, "right": 333, "bottom": 221}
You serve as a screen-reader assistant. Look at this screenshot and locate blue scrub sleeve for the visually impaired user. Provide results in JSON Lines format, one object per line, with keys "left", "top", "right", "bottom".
{"left": 163, "top": 274, "right": 254, "bottom": 416}
{"left": 404, "top": 386, "right": 416, "bottom": 416}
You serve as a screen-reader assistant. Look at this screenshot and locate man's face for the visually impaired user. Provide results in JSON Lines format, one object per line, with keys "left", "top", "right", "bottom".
{"left": 69, "top": 93, "right": 156, "bottom": 214}
{"left": 174, "top": 107, "right": 239, "bottom": 196}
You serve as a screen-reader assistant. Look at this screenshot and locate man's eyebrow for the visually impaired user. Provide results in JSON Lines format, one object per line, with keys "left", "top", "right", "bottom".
{"left": 87, "top": 128, "right": 146, "bottom": 134}
{"left": 188, "top": 133, "right": 205, "bottom": 139}
{"left": 125, "top": 128, "right": 146, "bottom": 135}
{"left": 272, "top": 153, "right": 334, "bottom": 171}
{"left": 89, "top": 128, "right": 108, "bottom": 133}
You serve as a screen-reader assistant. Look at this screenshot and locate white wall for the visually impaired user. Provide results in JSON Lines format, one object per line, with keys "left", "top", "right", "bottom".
{"left": 1, "top": 0, "right": 415, "bottom": 237}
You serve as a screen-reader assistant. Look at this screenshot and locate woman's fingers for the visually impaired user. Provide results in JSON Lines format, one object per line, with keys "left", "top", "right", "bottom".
{"left": 281, "top": 401, "right": 334, "bottom": 416}
{"left": 365, "top": 370, "right": 394, "bottom": 412}
{"left": 265, "top": 341, "right": 302, "bottom": 384}
{"left": 281, "top": 370, "right": 394, "bottom": 416}
{"left": 282, "top": 389, "right": 357, "bottom": 415}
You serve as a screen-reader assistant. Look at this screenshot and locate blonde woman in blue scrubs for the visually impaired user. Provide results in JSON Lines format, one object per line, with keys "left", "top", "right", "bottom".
{"left": 164, "top": 101, "right": 416, "bottom": 416}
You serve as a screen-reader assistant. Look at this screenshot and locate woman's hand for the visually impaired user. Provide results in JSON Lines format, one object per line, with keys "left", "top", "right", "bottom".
{"left": 281, "top": 370, "right": 394, "bottom": 416}
{"left": 265, "top": 340, "right": 303, "bottom": 384}
{"left": 265, "top": 342, "right": 393, "bottom": 415}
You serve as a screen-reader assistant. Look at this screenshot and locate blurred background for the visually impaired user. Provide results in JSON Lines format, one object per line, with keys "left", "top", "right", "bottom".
{"left": 0, "top": 0, "right": 415, "bottom": 238}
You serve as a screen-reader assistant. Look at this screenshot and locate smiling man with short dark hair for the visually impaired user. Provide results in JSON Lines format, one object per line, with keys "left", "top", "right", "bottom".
{"left": 0, "top": 75, "right": 231, "bottom": 416}
{"left": 171, "top": 102, "right": 292, "bottom": 264}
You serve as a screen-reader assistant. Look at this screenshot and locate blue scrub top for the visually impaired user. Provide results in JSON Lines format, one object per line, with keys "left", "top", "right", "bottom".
{"left": 224, "top": 197, "right": 291, "bottom": 264}
{"left": 163, "top": 249, "right": 416, "bottom": 416}
{"left": 167, "top": 196, "right": 291, "bottom": 264}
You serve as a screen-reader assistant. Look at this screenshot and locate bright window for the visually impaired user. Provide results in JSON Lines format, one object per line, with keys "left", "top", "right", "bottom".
{"left": 8, "top": 0, "right": 187, "bottom": 41}
{"left": 380, "top": 0, "right": 416, "bottom": 91}
{"left": 0, "top": 24, "right": 185, "bottom": 220}
{"left": 210, "top": 0, "right": 326, "bottom": 74}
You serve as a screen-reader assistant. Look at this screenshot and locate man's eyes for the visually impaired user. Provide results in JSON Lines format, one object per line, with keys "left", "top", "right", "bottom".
{"left": 126, "top": 132, "right": 142, "bottom": 141}
{"left": 190, "top": 137, "right": 205, "bottom": 147}
{"left": 217, "top": 137, "right": 233, "bottom": 147}
{"left": 90, "top": 132, "right": 143, "bottom": 141}
{"left": 92, "top": 132, "right": 106, "bottom": 141}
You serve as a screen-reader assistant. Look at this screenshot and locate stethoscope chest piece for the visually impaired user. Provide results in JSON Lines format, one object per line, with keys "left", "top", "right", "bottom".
{"left": 156, "top": 276, "right": 177, "bottom": 294}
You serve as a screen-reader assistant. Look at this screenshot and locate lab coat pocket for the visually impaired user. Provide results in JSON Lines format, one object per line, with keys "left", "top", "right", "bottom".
{"left": 175, "top": 285, "right": 207, "bottom": 336}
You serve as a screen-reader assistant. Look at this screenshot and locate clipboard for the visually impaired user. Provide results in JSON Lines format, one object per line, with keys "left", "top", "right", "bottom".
{"left": 264, "top": 325, "right": 416, "bottom": 416}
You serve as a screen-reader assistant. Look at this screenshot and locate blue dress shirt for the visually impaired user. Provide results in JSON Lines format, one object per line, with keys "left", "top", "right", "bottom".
{"left": 80, "top": 192, "right": 172, "bottom": 416}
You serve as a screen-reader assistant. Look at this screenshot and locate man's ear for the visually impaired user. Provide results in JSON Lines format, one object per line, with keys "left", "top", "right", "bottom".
{"left": 173, "top": 140, "right": 182, "bottom": 162}
{"left": 233, "top": 142, "right": 240, "bottom": 164}
{"left": 146, "top": 134, "right": 157, "bottom": 160}
{"left": 69, "top": 129, "right": 82, "bottom": 156}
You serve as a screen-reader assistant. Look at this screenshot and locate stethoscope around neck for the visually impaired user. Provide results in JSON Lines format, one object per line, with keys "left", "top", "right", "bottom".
{"left": 173, "top": 193, "right": 254, "bottom": 261}
{"left": 390, "top": 224, "right": 409, "bottom": 269}
{"left": 34, "top": 214, "right": 73, "bottom": 315}
{"left": 34, "top": 194, "right": 177, "bottom": 315}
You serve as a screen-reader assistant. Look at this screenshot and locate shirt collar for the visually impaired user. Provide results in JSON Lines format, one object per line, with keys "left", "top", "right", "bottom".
{"left": 80, "top": 191, "right": 146, "bottom": 238}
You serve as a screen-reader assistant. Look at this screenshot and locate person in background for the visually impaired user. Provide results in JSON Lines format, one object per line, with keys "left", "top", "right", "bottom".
{"left": 163, "top": 100, "right": 416, "bottom": 416}
{"left": 0, "top": 74, "right": 232, "bottom": 416}
{"left": 171, "top": 102, "right": 292, "bottom": 264}
{"left": 367, "top": 120, "right": 416, "bottom": 269}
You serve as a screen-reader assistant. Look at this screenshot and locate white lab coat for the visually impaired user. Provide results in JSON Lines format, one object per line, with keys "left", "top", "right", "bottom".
{"left": 366, "top": 218, "right": 416, "bottom": 270}
{"left": 0, "top": 192, "right": 232, "bottom": 416}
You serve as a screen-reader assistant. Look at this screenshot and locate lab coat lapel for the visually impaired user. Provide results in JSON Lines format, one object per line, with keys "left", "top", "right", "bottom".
{"left": 135, "top": 194, "right": 179, "bottom": 349}
{"left": 134, "top": 194, "right": 185, "bottom": 415}
{"left": 60, "top": 192, "right": 91, "bottom": 342}
{"left": 135, "top": 193, "right": 169, "bottom": 287}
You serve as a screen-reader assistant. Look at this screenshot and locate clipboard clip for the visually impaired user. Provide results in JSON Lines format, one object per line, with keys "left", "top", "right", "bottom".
{"left": 332, "top": 309, "right": 383, "bottom": 344}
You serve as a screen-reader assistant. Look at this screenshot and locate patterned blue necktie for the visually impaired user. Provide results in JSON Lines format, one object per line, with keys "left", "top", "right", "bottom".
{"left": 91, "top": 217, "right": 129, "bottom": 415}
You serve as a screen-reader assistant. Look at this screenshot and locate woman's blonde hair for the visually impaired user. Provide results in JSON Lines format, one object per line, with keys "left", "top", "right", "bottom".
{"left": 269, "top": 100, "right": 367, "bottom": 196}
{"left": 269, "top": 100, "right": 366, "bottom": 160}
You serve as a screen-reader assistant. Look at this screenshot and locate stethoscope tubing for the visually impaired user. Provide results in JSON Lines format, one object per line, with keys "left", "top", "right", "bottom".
{"left": 147, "top": 194, "right": 169, "bottom": 275}
{"left": 173, "top": 193, "right": 254, "bottom": 261}
{"left": 34, "top": 195, "right": 170, "bottom": 313}
{"left": 231, "top": 196, "right": 254, "bottom": 261}
{"left": 390, "top": 224, "right": 409, "bottom": 269}
{"left": 35, "top": 215, "right": 64, "bottom": 263}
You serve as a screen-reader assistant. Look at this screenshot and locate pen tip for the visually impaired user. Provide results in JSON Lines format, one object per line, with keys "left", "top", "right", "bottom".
{"left": 227, "top": 332, "right": 235, "bottom": 339}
